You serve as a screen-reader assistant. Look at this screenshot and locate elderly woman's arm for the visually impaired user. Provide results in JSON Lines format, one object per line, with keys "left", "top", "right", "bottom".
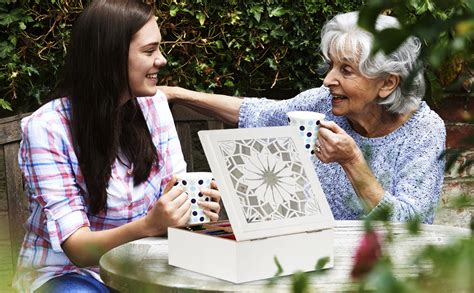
{"left": 317, "top": 119, "right": 445, "bottom": 223}
{"left": 158, "top": 86, "right": 242, "bottom": 125}
{"left": 316, "top": 120, "right": 385, "bottom": 209}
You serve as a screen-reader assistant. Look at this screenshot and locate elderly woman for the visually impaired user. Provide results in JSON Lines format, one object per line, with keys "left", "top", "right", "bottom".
{"left": 161, "top": 11, "right": 445, "bottom": 224}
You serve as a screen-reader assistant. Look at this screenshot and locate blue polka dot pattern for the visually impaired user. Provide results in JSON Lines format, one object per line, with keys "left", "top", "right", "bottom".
{"left": 287, "top": 111, "right": 325, "bottom": 163}
{"left": 175, "top": 172, "right": 214, "bottom": 224}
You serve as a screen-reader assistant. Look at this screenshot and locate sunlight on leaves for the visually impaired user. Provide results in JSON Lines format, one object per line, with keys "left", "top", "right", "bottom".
{"left": 195, "top": 11, "right": 206, "bottom": 26}
{"left": 269, "top": 7, "right": 287, "bottom": 18}
{"left": 0, "top": 99, "right": 12, "bottom": 111}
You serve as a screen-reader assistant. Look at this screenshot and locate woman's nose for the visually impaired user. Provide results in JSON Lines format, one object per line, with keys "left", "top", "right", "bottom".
{"left": 323, "top": 68, "right": 338, "bottom": 87}
{"left": 154, "top": 53, "right": 167, "bottom": 68}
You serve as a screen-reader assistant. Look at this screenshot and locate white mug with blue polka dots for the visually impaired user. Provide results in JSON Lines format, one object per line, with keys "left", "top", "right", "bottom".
{"left": 174, "top": 172, "right": 214, "bottom": 225}
{"left": 287, "top": 111, "right": 326, "bottom": 161}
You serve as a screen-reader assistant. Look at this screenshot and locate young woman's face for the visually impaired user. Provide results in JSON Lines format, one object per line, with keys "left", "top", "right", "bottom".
{"left": 126, "top": 17, "right": 166, "bottom": 101}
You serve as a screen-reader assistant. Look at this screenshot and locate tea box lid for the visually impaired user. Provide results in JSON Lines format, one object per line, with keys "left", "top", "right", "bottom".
{"left": 198, "top": 126, "right": 335, "bottom": 242}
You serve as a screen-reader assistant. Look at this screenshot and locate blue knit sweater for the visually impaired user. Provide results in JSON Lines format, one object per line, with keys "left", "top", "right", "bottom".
{"left": 238, "top": 86, "right": 445, "bottom": 223}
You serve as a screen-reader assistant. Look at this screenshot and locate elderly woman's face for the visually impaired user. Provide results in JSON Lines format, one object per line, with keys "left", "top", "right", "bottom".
{"left": 322, "top": 50, "right": 387, "bottom": 120}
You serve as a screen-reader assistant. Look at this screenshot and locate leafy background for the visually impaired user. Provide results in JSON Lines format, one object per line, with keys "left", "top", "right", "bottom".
{"left": 0, "top": 0, "right": 371, "bottom": 116}
{"left": 1, "top": 0, "right": 472, "bottom": 117}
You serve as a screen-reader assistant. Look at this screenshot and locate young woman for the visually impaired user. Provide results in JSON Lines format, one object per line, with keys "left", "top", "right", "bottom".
{"left": 14, "top": 1, "right": 221, "bottom": 292}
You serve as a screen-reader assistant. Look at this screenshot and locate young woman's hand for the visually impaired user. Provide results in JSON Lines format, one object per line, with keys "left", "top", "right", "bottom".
{"left": 143, "top": 176, "right": 191, "bottom": 236}
{"left": 198, "top": 180, "right": 222, "bottom": 222}
{"left": 62, "top": 176, "right": 192, "bottom": 267}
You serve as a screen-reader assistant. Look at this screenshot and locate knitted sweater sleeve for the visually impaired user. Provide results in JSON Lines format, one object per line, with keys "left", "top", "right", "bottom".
{"left": 368, "top": 115, "right": 446, "bottom": 224}
{"left": 238, "top": 87, "right": 330, "bottom": 128}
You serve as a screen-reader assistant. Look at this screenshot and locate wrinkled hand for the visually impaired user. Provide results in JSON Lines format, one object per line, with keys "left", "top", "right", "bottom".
{"left": 157, "top": 86, "right": 180, "bottom": 102}
{"left": 315, "top": 120, "right": 363, "bottom": 167}
{"left": 144, "top": 176, "right": 191, "bottom": 236}
{"left": 198, "top": 180, "right": 222, "bottom": 222}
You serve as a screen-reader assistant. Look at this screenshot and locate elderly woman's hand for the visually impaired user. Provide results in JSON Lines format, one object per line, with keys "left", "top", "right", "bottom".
{"left": 157, "top": 86, "right": 182, "bottom": 102}
{"left": 315, "top": 120, "right": 364, "bottom": 167}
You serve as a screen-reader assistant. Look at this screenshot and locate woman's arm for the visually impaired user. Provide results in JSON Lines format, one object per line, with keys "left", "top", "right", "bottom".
{"left": 62, "top": 179, "right": 222, "bottom": 267}
{"left": 316, "top": 119, "right": 445, "bottom": 223}
{"left": 316, "top": 120, "right": 384, "bottom": 209}
{"left": 61, "top": 179, "right": 188, "bottom": 267}
{"left": 20, "top": 104, "right": 220, "bottom": 269}
{"left": 158, "top": 86, "right": 242, "bottom": 125}
{"left": 340, "top": 155, "right": 385, "bottom": 210}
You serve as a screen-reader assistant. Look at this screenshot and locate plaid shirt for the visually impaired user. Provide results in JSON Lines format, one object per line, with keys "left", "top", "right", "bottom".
{"left": 13, "top": 91, "right": 186, "bottom": 292}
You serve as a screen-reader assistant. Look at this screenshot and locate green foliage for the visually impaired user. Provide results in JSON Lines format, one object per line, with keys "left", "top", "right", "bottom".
{"left": 155, "top": 0, "right": 363, "bottom": 97}
{"left": 314, "top": 256, "right": 330, "bottom": 271}
{"left": 290, "top": 271, "right": 310, "bottom": 293}
{"left": 1, "top": 0, "right": 472, "bottom": 116}
{"left": 0, "top": 0, "right": 363, "bottom": 116}
{"left": 357, "top": 222, "right": 474, "bottom": 293}
{"left": 359, "top": 0, "right": 474, "bottom": 103}
{"left": 0, "top": 0, "right": 85, "bottom": 116}
{"left": 406, "top": 216, "right": 421, "bottom": 235}
{"left": 273, "top": 255, "right": 283, "bottom": 277}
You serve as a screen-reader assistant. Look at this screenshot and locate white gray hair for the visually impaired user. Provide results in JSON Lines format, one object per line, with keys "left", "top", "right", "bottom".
{"left": 320, "top": 11, "right": 424, "bottom": 114}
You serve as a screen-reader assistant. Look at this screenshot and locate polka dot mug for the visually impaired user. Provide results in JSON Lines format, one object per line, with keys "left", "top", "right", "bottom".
{"left": 287, "top": 111, "right": 325, "bottom": 161}
{"left": 174, "top": 172, "right": 214, "bottom": 225}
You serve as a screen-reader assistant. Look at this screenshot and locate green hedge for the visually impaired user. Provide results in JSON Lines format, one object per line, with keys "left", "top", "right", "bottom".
{"left": 1, "top": 0, "right": 472, "bottom": 117}
{"left": 155, "top": 0, "right": 363, "bottom": 96}
{"left": 0, "top": 0, "right": 363, "bottom": 116}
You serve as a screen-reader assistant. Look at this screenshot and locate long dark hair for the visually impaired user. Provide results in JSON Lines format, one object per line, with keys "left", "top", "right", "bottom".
{"left": 57, "top": 0, "right": 157, "bottom": 214}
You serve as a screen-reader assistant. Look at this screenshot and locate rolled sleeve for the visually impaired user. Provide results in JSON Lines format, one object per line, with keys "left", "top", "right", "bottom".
{"left": 238, "top": 87, "right": 331, "bottom": 128}
{"left": 20, "top": 112, "right": 90, "bottom": 252}
{"left": 45, "top": 209, "right": 89, "bottom": 252}
{"left": 238, "top": 98, "right": 258, "bottom": 128}
{"left": 367, "top": 189, "right": 430, "bottom": 223}
{"left": 366, "top": 191, "right": 397, "bottom": 220}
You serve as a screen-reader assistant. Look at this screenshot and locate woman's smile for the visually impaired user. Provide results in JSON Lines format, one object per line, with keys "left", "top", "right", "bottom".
{"left": 331, "top": 94, "right": 348, "bottom": 105}
{"left": 126, "top": 17, "right": 166, "bottom": 101}
{"left": 146, "top": 72, "right": 158, "bottom": 80}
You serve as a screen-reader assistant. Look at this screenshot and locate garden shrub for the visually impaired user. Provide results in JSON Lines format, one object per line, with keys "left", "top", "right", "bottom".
{"left": 0, "top": 0, "right": 363, "bottom": 116}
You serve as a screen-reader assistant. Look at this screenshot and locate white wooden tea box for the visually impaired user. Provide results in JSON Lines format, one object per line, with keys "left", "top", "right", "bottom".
{"left": 168, "top": 126, "right": 335, "bottom": 283}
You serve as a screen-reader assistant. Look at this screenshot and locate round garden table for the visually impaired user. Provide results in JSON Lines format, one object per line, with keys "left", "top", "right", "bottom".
{"left": 100, "top": 220, "right": 470, "bottom": 292}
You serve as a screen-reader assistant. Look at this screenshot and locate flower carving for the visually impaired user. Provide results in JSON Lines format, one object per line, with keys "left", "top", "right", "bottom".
{"left": 242, "top": 152, "right": 294, "bottom": 205}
